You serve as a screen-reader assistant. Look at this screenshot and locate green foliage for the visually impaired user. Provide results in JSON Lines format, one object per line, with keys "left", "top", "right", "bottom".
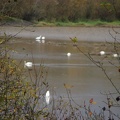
{"left": 0, "top": 0, "right": 120, "bottom": 23}
{"left": 35, "top": 20, "right": 120, "bottom": 27}
{"left": 0, "top": 37, "right": 49, "bottom": 119}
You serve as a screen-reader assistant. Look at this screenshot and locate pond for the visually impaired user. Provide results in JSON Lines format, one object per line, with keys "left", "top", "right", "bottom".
{"left": 7, "top": 36, "right": 120, "bottom": 116}
{"left": 1, "top": 26, "right": 120, "bottom": 119}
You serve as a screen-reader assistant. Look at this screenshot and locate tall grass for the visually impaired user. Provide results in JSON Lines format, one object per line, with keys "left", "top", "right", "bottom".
{"left": 1, "top": 15, "right": 120, "bottom": 27}
{"left": 36, "top": 20, "right": 120, "bottom": 27}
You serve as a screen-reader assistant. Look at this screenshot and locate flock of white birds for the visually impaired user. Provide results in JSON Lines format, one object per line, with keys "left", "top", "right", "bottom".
{"left": 99, "top": 50, "right": 118, "bottom": 57}
{"left": 35, "top": 35, "right": 45, "bottom": 43}
{"left": 23, "top": 36, "right": 119, "bottom": 105}
{"left": 24, "top": 35, "right": 119, "bottom": 69}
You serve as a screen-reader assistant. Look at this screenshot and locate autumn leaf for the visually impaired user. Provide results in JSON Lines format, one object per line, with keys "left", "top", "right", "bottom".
{"left": 93, "top": 101, "right": 97, "bottom": 104}
{"left": 116, "top": 96, "right": 120, "bottom": 101}
{"left": 70, "top": 37, "right": 78, "bottom": 43}
{"left": 102, "top": 107, "right": 106, "bottom": 111}
{"left": 0, "top": 39, "right": 5, "bottom": 44}
{"left": 89, "top": 98, "right": 93, "bottom": 104}
{"left": 108, "top": 98, "right": 113, "bottom": 108}
{"left": 89, "top": 111, "right": 92, "bottom": 116}
{"left": 89, "top": 98, "right": 96, "bottom": 104}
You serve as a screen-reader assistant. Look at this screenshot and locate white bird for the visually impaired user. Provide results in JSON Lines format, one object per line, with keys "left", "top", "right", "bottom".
{"left": 42, "top": 36, "right": 45, "bottom": 40}
{"left": 36, "top": 35, "right": 41, "bottom": 40}
{"left": 113, "top": 53, "right": 118, "bottom": 57}
{"left": 67, "top": 52, "right": 71, "bottom": 57}
{"left": 100, "top": 51, "right": 105, "bottom": 55}
{"left": 24, "top": 61, "right": 33, "bottom": 68}
{"left": 45, "top": 90, "right": 50, "bottom": 105}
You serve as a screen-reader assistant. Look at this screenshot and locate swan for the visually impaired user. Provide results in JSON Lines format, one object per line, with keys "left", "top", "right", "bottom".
{"left": 36, "top": 36, "right": 45, "bottom": 43}
{"left": 67, "top": 52, "right": 71, "bottom": 57}
{"left": 100, "top": 51, "right": 105, "bottom": 55}
{"left": 36, "top": 35, "right": 41, "bottom": 40}
{"left": 41, "top": 36, "right": 45, "bottom": 43}
{"left": 42, "top": 36, "right": 45, "bottom": 40}
{"left": 45, "top": 90, "right": 50, "bottom": 105}
{"left": 113, "top": 53, "right": 118, "bottom": 57}
{"left": 24, "top": 61, "right": 33, "bottom": 68}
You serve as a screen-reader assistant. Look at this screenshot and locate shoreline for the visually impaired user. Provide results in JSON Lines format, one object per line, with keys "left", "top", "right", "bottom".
{"left": 1, "top": 23, "right": 120, "bottom": 28}
{"left": 0, "top": 26, "right": 120, "bottom": 42}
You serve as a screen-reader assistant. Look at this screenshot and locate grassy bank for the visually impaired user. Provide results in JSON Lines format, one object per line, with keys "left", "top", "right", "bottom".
{"left": 35, "top": 20, "right": 120, "bottom": 27}
{"left": 0, "top": 16, "right": 120, "bottom": 27}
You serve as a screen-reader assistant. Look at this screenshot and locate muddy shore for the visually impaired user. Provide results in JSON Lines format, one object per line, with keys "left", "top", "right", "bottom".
{"left": 0, "top": 26, "right": 120, "bottom": 42}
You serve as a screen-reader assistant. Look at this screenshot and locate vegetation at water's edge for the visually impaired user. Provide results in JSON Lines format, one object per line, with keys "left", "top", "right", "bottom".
{"left": 35, "top": 20, "right": 120, "bottom": 27}
{"left": 1, "top": 16, "right": 120, "bottom": 27}
{"left": 0, "top": 0, "right": 120, "bottom": 27}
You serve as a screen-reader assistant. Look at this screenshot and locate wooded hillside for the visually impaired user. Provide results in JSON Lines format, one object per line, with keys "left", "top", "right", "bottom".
{"left": 0, "top": 0, "right": 120, "bottom": 22}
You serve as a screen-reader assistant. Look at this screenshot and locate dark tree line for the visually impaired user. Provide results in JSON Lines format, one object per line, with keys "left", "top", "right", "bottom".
{"left": 0, "top": 0, "right": 120, "bottom": 22}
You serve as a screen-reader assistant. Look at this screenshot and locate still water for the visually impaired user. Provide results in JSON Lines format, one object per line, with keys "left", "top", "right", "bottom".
{"left": 8, "top": 37, "right": 120, "bottom": 117}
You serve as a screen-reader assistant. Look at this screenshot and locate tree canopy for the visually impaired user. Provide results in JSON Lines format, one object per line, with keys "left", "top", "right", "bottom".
{"left": 0, "top": 0, "right": 120, "bottom": 22}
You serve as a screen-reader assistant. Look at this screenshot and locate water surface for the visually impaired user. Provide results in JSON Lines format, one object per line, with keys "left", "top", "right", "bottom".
{"left": 2, "top": 26, "right": 120, "bottom": 118}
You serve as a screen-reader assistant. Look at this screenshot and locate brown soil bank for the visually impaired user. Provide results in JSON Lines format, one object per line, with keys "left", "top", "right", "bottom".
{"left": 0, "top": 26, "right": 120, "bottom": 42}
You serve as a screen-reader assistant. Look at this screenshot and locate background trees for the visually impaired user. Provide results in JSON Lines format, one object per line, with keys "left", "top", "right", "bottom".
{"left": 0, "top": 0, "right": 120, "bottom": 22}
